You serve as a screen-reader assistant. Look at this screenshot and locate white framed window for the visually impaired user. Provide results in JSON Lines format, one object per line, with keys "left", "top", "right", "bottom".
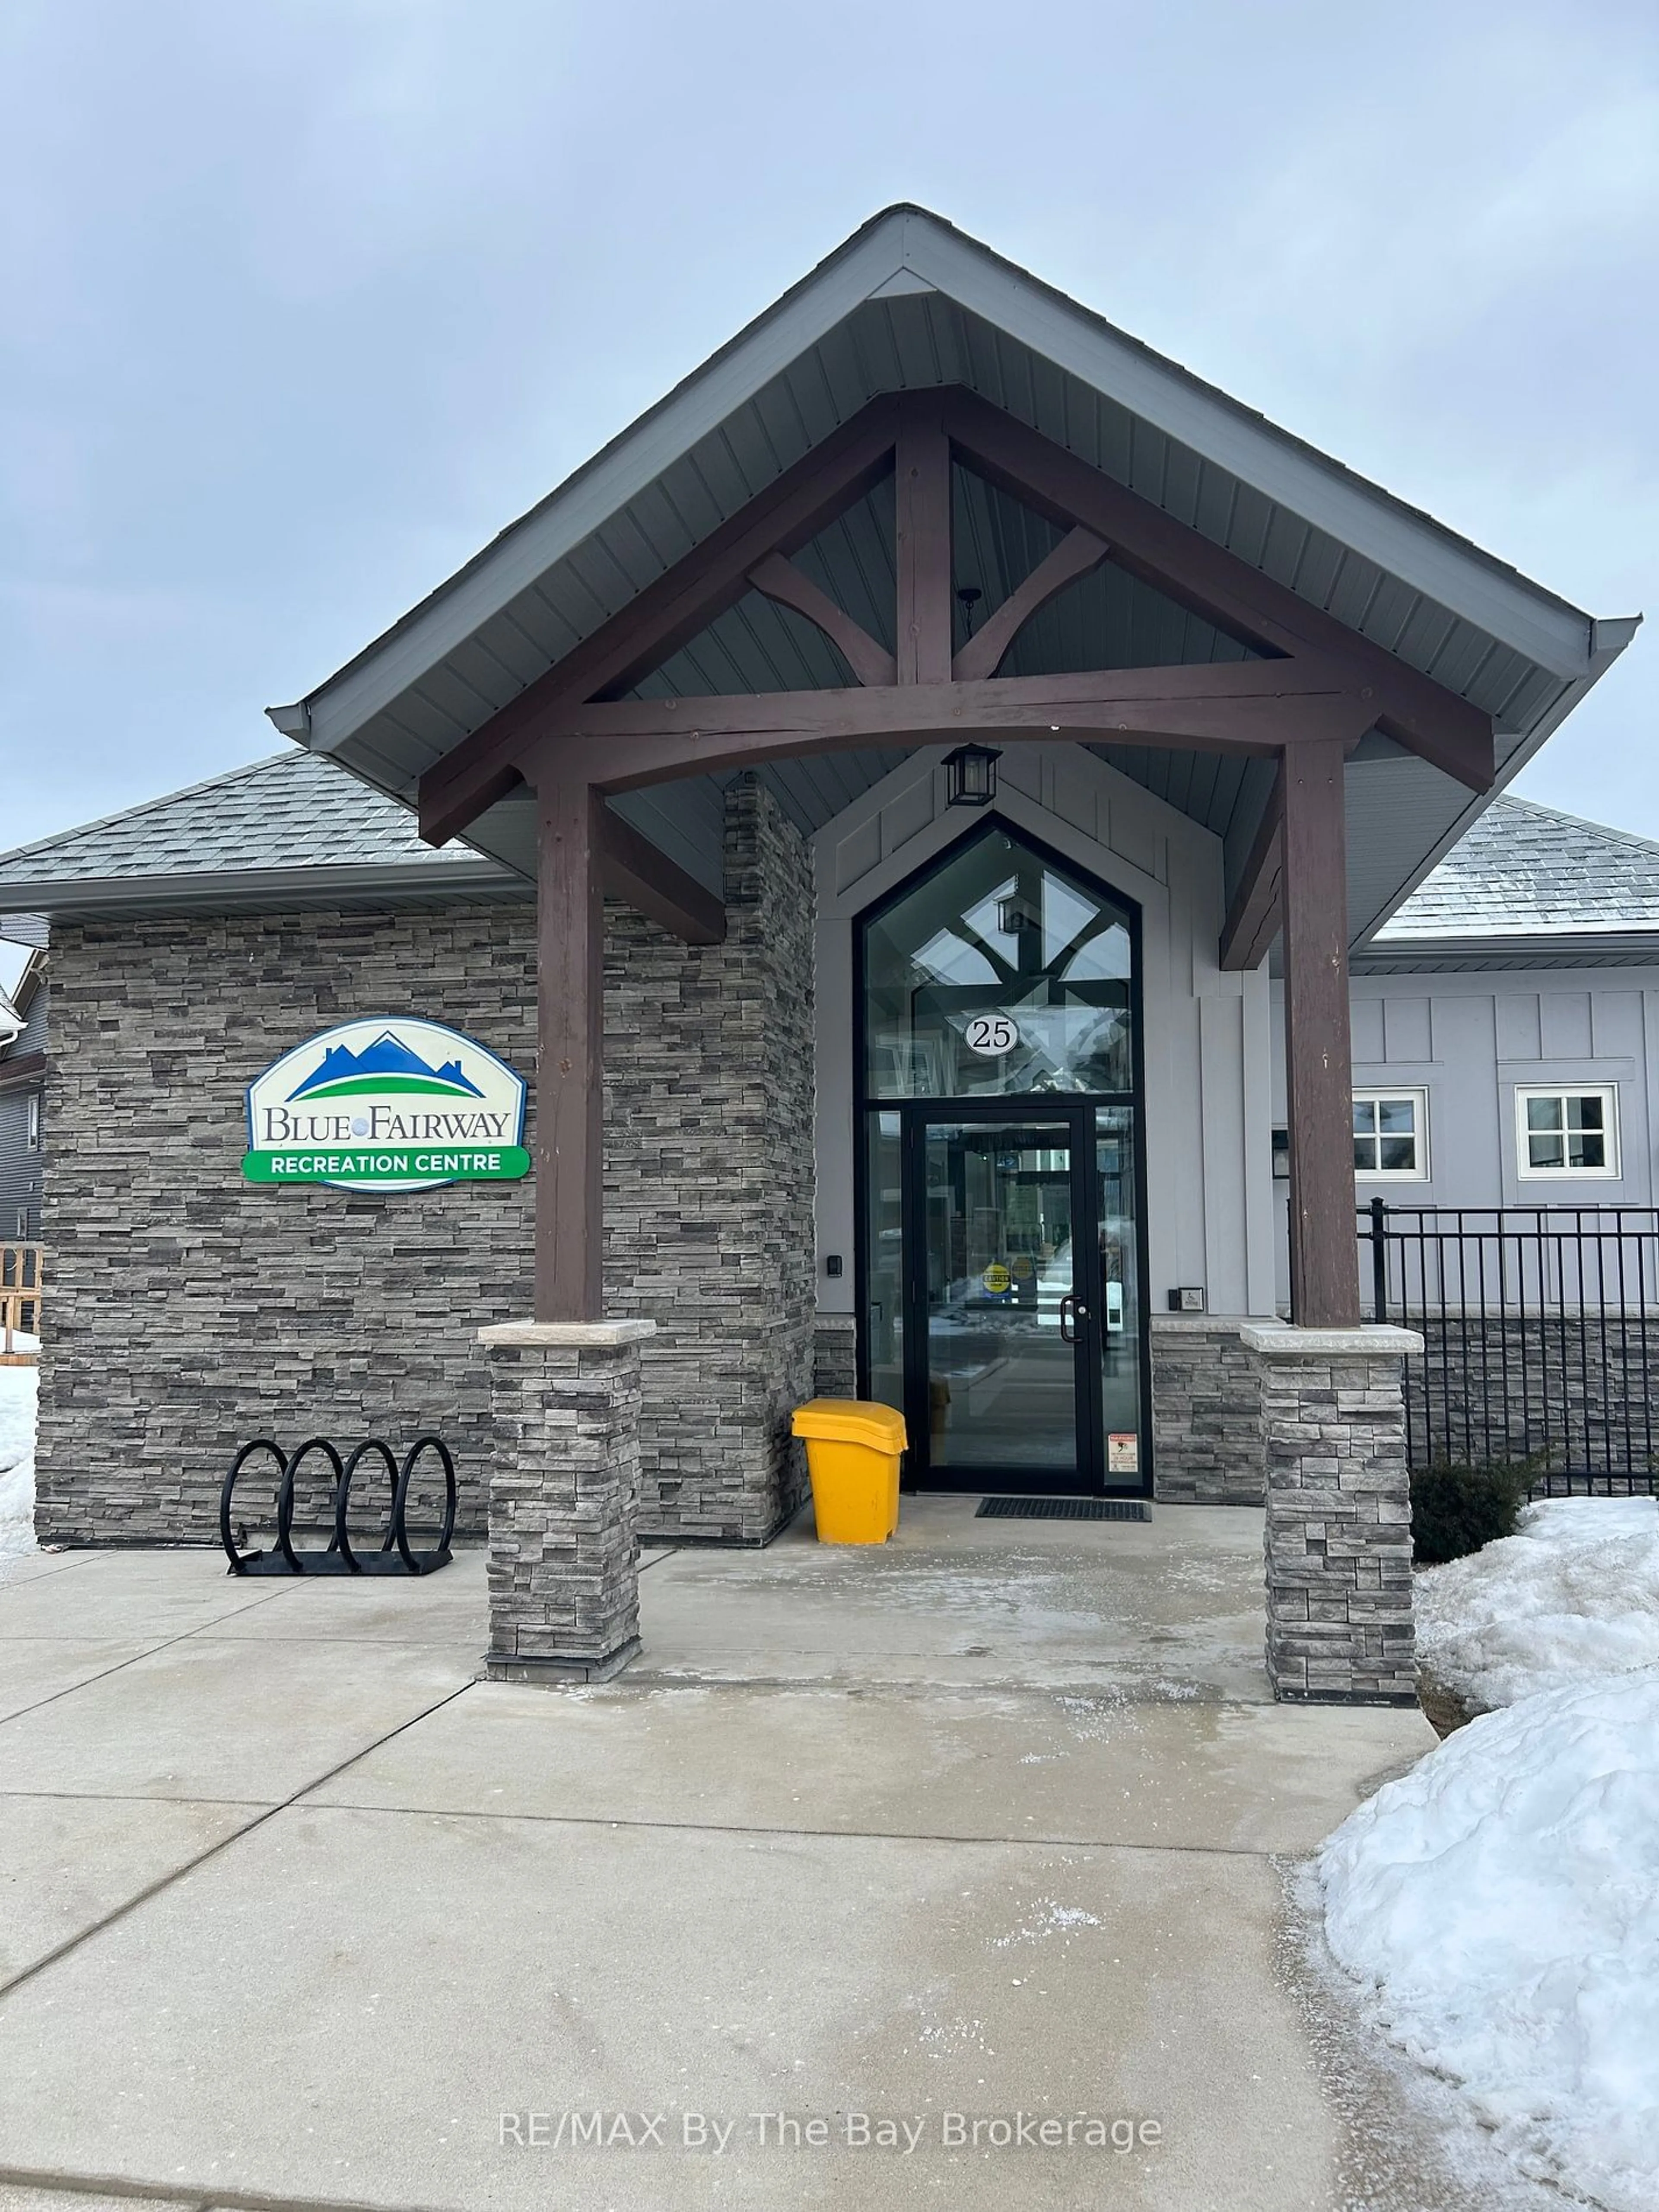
{"left": 25, "top": 1093, "right": 40, "bottom": 1149}
{"left": 1353, "top": 1089, "right": 1428, "bottom": 1179}
{"left": 1515, "top": 1085, "right": 1619, "bottom": 1178}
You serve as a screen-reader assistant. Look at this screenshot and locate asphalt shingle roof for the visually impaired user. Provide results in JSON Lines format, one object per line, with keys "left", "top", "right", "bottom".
{"left": 0, "top": 750, "right": 502, "bottom": 888}
{"left": 1378, "top": 796, "right": 1659, "bottom": 942}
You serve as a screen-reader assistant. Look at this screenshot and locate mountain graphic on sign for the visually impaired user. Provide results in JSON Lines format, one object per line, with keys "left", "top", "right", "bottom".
{"left": 286, "top": 1031, "right": 486, "bottom": 1102}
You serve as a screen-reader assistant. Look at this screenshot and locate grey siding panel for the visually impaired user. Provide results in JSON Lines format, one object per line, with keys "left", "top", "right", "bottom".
{"left": 1271, "top": 968, "right": 1659, "bottom": 1255}
{"left": 1496, "top": 994, "right": 1542, "bottom": 1061}
{"left": 13, "top": 986, "right": 45, "bottom": 1058}
{"left": 1539, "top": 991, "right": 1592, "bottom": 1060}
{"left": 0, "top": 1087, "right": 43, "bottom": 1239}
{"left": 1352, "top": 1000, "right": 1385, "bottom": 1062}
{"left": 1383, "top": 996, "right": 1431, "bottom": 1062}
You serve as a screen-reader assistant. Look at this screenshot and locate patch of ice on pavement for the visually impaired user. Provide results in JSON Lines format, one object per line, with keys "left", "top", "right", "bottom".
{"left": 0, "top": 1360, "right": 38, "bottom": 1563}
{"left": 1416, "top": 1495, "right": 1659, "bottom": 1711}
{"left": 1319, "top": 1669, "right": 1659, "bottom": 2212}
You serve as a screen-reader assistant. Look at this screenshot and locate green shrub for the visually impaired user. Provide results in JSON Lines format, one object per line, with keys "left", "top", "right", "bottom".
{"left": 1410, "top": 1462, "right": 1532, "bottom": 1566}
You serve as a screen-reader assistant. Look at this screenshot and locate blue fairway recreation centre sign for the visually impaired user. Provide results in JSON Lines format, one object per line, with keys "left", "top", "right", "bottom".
{"left": 242, "top": 1017, "right": 530, "bottom": 1192}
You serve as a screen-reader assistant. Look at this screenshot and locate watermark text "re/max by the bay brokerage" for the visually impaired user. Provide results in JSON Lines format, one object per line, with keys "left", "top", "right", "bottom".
{"left": 501, "top": 2110, "right": 1163, "bottom": 2154}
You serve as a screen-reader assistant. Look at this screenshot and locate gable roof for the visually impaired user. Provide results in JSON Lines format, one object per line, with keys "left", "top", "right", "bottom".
{"left": 266, "top": 203, "right": 1636, "bottom": 941}
{"left": 0, "top": 750, "right": 517, "bottom": 920}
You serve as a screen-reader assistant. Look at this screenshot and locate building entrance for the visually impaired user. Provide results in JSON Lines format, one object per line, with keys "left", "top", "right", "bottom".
{"left": 857, "top": 820, "right": 1150, "bottom": 1496}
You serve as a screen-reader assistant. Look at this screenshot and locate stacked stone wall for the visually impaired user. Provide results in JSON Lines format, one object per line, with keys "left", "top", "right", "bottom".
{"left": 35, "top": 777, "right": 814, "bottom": 1547}
{"left": 1404, "top": 1312, "right": 1659, "bottom": 1484}
{"left": 1149, "top": 1318, "right": 1263, "bottom": 1503}
{"left": 812, "top": 1315, "right": 858, "bottom": 1400}
{"left": 605, "top": 779, "right": 816, "bottom": 1541}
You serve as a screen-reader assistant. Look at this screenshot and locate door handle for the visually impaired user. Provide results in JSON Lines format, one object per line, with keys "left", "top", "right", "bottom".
{"left": 1058, "top": 1293, "right": 1090, "bottom": 1344}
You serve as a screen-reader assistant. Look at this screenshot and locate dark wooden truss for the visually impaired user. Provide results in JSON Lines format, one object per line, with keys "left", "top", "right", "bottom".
{"left": 411, "top": 389, "right": 1495, "bottom": 1326}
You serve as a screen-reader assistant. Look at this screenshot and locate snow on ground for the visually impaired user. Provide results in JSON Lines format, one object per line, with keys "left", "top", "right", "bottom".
{"left": 0, "top": 1354, "right": 38, "bottom": 1561}
{"left": 1318, "top": 1496, "right": 1659, "bottom": 2209}
{"left": 1320, "top": 1671, "right": 1659, "bottom": 2212}
{"left": 1417, "top": 1496, "right": 1659, "bottom": 1712}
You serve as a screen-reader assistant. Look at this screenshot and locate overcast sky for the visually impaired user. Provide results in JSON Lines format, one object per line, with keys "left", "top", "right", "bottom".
{"left": 3, "top": 0, "right": 1656, "bottom": 854}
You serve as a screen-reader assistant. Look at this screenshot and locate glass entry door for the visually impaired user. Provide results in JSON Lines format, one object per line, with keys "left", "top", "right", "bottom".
{"left": 917, "top": 1116, "right": 1083, "bottom": 1481}
{"left": 891, "top": 1103, "right": 1146, "bottom": 1495}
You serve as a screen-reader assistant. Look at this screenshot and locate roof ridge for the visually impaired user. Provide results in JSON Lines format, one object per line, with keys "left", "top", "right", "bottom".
{"left": 1480, "top": 791, "right": 1659, "bottom": 857}
{"left": 0, "top": 750, "right": 301, "bottom": 871}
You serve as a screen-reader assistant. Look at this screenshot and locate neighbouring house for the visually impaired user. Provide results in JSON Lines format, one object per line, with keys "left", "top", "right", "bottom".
{"left": 0, "top": 207, "right": 1638, "bottom": 1703}
{"left": 0, "top": 916, "right": 47, "bottom": 1243}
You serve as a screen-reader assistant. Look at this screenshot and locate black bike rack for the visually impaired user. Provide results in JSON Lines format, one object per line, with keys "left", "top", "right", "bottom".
{"left": 219, "top": 1434, "right": 457, "bottom": 1577}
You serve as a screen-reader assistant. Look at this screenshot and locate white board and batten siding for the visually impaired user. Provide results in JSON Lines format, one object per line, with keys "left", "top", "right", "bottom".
{"left": 813, "top": 743, "right": 1279, "bottom": 1323}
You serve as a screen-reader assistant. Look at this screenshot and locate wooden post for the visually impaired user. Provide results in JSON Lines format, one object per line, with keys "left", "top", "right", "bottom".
{"left": 1281, "top": 738, "right": 1360, "bottom": 1327}
{"left": 534, "top": 773, "right": 604, "bottom": 1322}
{"left": 894, "top": 397, "right": 953, "bottom": 685}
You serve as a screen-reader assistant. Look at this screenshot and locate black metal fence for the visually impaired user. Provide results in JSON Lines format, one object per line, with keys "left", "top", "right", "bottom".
{"left": 1361, "top": 1201, "right": 1659, "bottom": 1494}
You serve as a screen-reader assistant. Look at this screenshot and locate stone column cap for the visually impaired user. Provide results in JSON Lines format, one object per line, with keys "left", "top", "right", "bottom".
{"left": 478, "top": 1317, "right": 658, "bottom": 1349}
{"left": 1240, "top": 1321, "right": 1424, "bottom": 1357}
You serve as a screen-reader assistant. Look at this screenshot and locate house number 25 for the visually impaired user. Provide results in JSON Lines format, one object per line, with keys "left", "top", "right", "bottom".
{"left": 965, "top": 1014, "right": 1019, "bottom": 1056}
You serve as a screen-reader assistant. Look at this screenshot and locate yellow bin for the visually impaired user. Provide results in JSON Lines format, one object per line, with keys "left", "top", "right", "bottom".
{"left": 791, "top": 1398, "right": 907, "bottom": 1544}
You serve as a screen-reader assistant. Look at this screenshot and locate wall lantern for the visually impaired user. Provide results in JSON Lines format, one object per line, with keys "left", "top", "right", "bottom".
{"left": 1271, "top": 1127, "right": 1291, "bottom": 1181}
{"left": 944, "top": 743, "right": 1001, "bottom": 808}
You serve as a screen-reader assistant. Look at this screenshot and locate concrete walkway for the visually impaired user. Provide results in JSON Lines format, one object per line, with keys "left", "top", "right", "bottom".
{"left": 0, "top": 1503, "right": 1448, "bottom": 2211}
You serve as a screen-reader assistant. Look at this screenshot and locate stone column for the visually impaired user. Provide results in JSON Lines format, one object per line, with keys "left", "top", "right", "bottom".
{"left": 1241, "top": 1323, "right": 1423, "bottom": 1706}
{"left": 479, "top": 1317, "right": 655, "bottom": 1684}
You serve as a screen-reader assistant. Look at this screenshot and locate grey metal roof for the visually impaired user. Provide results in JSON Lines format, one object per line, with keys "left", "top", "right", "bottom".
{"left": 268, "top": 203, "right": 1636, "bottom": 936}
{"left": 0, "top": 750, "right": 518, "bottom": 919}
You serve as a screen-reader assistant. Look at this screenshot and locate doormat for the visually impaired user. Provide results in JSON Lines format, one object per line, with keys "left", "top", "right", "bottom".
{"left": 976, "top": 1497, "right": 1151, "bottom": 1522}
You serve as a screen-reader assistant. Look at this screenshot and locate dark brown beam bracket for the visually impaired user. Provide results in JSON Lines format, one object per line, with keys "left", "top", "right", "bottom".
{"left": 952, "top": 526, "right": 1110, "bottom": 684}
{"left": 746, "top": 552, "right": 896, "bottom": 689}
{"left": 1218, "top": 764, "right": 1285, "bottom": 973}
{"left": 598, "top": 804, "right": 726, "bottom": 946}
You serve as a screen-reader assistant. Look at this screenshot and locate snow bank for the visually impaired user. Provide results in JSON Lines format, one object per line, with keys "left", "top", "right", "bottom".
{"left": 1321, "top": 1669, "right": 1659, "bottom": 2211}
{"left": 1416, "top": 1496, "right": 1659, "bottom": 1712}
{"left": 0, "top": 1361, "right": 38, "bottom": 1560}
